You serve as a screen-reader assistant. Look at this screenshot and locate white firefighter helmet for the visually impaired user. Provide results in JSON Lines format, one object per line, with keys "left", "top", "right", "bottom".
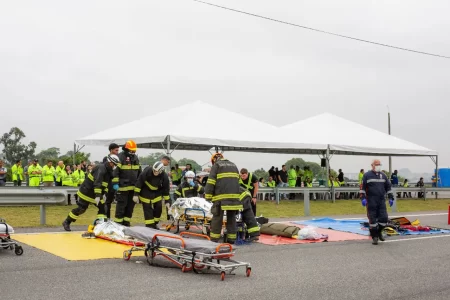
{"left": 185, "top": 171, "right": 195, "bottom": 178}
{"left": 152, "top": 161, "right": 165, "bottom": 174}
{"left": 107, "top": 154, "right": 120, "bottom": 165}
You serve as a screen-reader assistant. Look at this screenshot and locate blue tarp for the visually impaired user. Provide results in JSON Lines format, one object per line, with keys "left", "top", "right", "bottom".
{"left": 294, "top": 218, "right": 450, "bottom": 236}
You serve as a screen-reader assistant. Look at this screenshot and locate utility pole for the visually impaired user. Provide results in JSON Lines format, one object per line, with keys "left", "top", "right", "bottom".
{"left": 387, "top": 106, "right": 392, "bottom": 174}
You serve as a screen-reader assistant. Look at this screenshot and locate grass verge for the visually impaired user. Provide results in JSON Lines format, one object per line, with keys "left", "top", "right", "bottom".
{"left": 1, "top": 198, "right": 449, "bottom": 228}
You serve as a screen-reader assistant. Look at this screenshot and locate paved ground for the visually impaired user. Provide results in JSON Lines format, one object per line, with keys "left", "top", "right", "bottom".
{"left": 1, "top": 211, "right": 450, "bottom": 300}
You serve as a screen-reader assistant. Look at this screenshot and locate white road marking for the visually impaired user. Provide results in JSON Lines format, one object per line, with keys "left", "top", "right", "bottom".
{"left": 384, "top": 235, "right": 450, "bottom": 243}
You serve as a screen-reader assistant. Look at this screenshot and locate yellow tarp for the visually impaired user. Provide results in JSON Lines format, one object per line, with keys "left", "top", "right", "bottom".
{"left": 12, "top": 232, "right": 145, "bottom": 261}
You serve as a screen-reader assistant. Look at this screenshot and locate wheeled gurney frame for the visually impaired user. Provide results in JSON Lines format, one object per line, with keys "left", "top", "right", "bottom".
{"left": 166, "top": 208, "right": 211, "bottom": 235}
{"left": 123, "top": 231, "right": 251, "bottom": 281}
{"left": 0, "top": 218, "right": 23, "bottom": 256}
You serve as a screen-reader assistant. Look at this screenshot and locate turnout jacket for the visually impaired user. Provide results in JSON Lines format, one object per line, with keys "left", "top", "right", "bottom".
{"left": 134, "top": 167, "right": 170, "bottom": 204}
{"left": 174, "top": 181, "right": 205, "bottom": 200}
{"left": 112, "top": 151, "right": 141, "bottom": 191}
{"left": 204, "top": 158, "right": 243, "bottom": 211}
{"left": 77, "top": 163, "right": 112, "bottom": 204}
{"left": 360, "top": 170, "right": 393, "bottom": 200}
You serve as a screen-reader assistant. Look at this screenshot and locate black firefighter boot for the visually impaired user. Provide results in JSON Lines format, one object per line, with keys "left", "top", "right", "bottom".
{"left": 378, "top": 226, "right": 386, "bottom": 241}
{"left": 370, "top": 228, "right": 378, "bottom": 245}
{"left": 62, "top": 219, "right": 71, "bottom": 231}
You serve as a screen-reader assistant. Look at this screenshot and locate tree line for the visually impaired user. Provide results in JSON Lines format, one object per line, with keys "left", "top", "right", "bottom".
{"left": 1, "top": 126, "right": 342, "bottom": 182}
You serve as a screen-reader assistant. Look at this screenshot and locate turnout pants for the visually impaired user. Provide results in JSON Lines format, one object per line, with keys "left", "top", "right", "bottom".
{"left": 210, "top": 202, "right": 237, "bottom": 242}
{"left": 13, "top": 180, "right": 22, "bottom": 186}
{"left": 66, "top": 198, "right": 106, "bottom": 223}
{"left": 242, "top": 198, "right": 260, "bottom": 238}
{"left": 105, "top": 188, "right": 116, "bottom": 219}
{"left": 366, "top": 196, "right": 388, "bottom": 238}
{"left": 115, "top": 190, "right": 135, "bottom": 226}
{"left": 142, "top": 200, "right": 162, "bottom": 228}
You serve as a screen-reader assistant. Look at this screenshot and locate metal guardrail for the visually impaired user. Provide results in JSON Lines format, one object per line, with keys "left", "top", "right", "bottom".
{"left": 0, "top": 188, "right": 68, "bottom": 225}
{"left": 1, "top": 186, "right": 449, "bottom": 224}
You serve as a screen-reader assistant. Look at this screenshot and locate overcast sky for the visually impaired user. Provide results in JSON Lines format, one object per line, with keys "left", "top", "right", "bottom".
{"left": 1, "top": 0, "right": 449, "bottom": 177}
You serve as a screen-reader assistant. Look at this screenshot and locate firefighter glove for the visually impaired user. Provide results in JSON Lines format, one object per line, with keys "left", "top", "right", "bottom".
{"left": 389, "top": 198, "right": 394, "bottom": 207}
{"left": 95, "top": 197, "right": 101, "bottom": 205}
{"left": 132, "top": 195, "right": 139, "bottom": 203}
{"left": 361, "top": 198, "right": 367, "bottom": 207}
{"left": 113, "top": 184, "right": 119, "bottom": 191}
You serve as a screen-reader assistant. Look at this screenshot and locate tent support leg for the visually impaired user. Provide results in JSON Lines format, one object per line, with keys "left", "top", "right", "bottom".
{"left": 166, "top": 136, "right": 171, "bottom": 168}
{"left": 326, "top": 145, "right": 330, "bottom": 189}
{"left": 435, "top": 155, "right": 438, "bottom": 199}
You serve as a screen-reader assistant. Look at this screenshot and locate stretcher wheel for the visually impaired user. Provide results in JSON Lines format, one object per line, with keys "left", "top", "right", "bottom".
{"left": 246, "top": 267, "right": 251, "bottom": 277}
{"left": 220, "top": 271, "right": 225, "bottom": 281}
{"left": 123, "top": 251, "right": 131, "bottom": 261}
{"left": 181, "top": 263, "right": 187, "bottom": 273}
{"left": 14, "top": 246, "right": 23, "bottom": 256}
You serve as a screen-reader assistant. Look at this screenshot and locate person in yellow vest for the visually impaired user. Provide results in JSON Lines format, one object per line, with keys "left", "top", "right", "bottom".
{"left": 288, "top": 165, "right": 297, "bottom": 199}
{"left": 402, "top": 179, "right": 411, "bottom": 198}
{"left": 62, "top": 165, "right": 75, "bottom": 205}
{"left": 28, "top": 159, "right": 42, "bottom": 187}
{"left": 11, "top": 160, "right": 24, "bottom": 186}
{"left": 42, "top": 160, "right": 56, "bottom": 187}
{"left": 72, "top": 164, "right": 85, "bottom": 202}
{"left": 266, "top": 175, "right": 276, "bottom": 201}
{"left": 305, "top": 177, "right": 316, "bottom": 200}
{"left": 239, "top": 168, "right": 259, "bottom": 215}
{"left": 303, "top": 166, "right": 313, "bottom": 185}
{"left": 328, "top": 176, "right": 340, "bottom": 199}
{"left": 55, "top": 161, "right": 65, "bottom": 186}
{"left": 172, "top": 164, "right": 182, "bottom": 186}
{"left": 358, "top": 169, "right": 364, "bottom": 187}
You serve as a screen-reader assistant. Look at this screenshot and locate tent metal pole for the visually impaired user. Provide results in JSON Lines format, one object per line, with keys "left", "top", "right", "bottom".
{"left": 73, "top": 143, "right": 76, "bottom": 165}
{"left": 388, "top": 109, "right": 392, "bottom": 174}
{"left": 326, "top": 145, "right": 330, "bottom": 188}
{"left": 167, "top": 136, "right": 171, "bottom": 168}
{"left": 435, "top": 155, "right": 438, "bottom": 199}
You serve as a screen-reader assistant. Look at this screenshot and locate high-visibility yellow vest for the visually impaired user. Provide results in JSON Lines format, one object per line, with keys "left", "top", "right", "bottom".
{"left": 11, "top": 164, "right": 24, "bottom": 181}
{"left": 267, "top": 181, "right": 276, "bottom": 188}
{"left": 359, "top": 173, "right": 364, "bottom": 184}
{"left": 61, "top": 170, "right": 75, "bottom": 186}
{"left": 306, "top": 182, "right": 312, "bottom": 187}
{"left": 72, "top": 170, "right": 85, "bottom": 186}
{"left": 42, "top": 165, "right": 55, "bottom": 182}
{"left": 55, "top": 165, "right": 65, "bottom": 182}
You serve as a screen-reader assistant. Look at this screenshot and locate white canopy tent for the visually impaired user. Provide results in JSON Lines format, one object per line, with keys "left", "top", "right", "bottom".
{"left": 281, "top": 112, "right": 438, "bottom": 185}
{"left": 75, "top": 100, "right": 325, "bottom": 155}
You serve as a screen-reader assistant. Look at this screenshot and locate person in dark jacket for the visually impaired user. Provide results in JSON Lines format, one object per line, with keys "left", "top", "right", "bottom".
{"left": 102, "top": 143, "right": 120, "bottom": 220}
{"left": 238, "top": 187, "right": 260, "bottom": 241}
{"left": 359, "top": 159, "right": 394, "bottom": 245}
{"left": 204, "top": 153, "right": 243, "bottom": 243}
{"left": 133, "top": 161, "right": 170, "bottom": 229}
{"left": 112, "top": 140, "right": 141, "bottom": 226}
{"left": 62, "top": 154, "right": 120, "bottom": 231}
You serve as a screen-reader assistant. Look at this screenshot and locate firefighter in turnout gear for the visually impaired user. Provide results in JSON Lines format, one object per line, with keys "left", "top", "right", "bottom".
{"left": 204, "top": 153, "right": 243, "bottom": 244}
{"left": 134, "top": 161, "right": 170, "bottom": 229}
{"left": 238, "top": 187, "right": 260, "bottom": 241}
{"left": 173, "top": 171, "right": 204, "bottom": 201}
{"left": 103, "top": 143, "right": 120, "bottom": 220}
{"left": 62, "top": 154, "right": 120, "bottom": 231}
{"left": 113, "top": 140, "right": 141, "bottom": 226}
{"left": 359, "top": 159, "right": 394, "bottom": 245}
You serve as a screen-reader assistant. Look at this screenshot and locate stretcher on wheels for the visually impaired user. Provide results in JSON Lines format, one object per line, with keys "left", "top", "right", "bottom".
{"left": 122, "top": 226, "right": 251, "bottom": 281}
{"left": 166, "top": 208, "right": 211, "bottom": 235}
{"left": 0, "top": 218, "right": 24, "bottom": 256}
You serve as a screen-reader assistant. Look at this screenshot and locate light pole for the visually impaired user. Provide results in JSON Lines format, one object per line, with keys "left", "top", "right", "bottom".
{"left": 387, "top": 106, "right": 392, "bottom": 174}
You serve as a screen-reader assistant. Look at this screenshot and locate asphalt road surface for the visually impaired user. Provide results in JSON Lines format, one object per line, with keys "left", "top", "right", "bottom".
{"left": 1, "top": 211, "right": 450, "bottom": 300}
